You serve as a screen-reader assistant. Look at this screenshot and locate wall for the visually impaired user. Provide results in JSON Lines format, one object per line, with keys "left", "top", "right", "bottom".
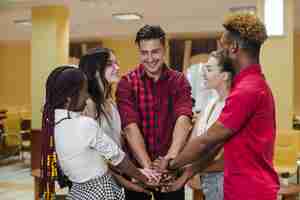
{"left": 102, "top": 37, "right": 139, "bottom": 75}
{"left": 0, "top": 36, "right": 139, "bottom": 112}
{"left": 0, "top": 41, "right": 31, "bottom": 111}
{"left": 294, "top": 33, "right": 300, "bottom": 116}
{"left": 1, "top": 31, "right": 300, "bottom": 124}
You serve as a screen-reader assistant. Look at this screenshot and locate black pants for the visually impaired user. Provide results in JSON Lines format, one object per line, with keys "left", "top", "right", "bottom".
{"left": 125, "top": 188, "right": 185, "bottom": 200}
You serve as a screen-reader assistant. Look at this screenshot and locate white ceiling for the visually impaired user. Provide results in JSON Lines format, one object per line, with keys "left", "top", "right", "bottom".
{"left": 0, "top": 0, "right": 299, "bottom": 41}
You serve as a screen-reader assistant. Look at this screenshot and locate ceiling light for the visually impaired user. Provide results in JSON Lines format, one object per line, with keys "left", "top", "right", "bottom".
{"left": 14, "top": 19, "right": 32, "bottom": 26}
{"left": 229, "top": 5, "right": 256, "bottom": 14}
{"left": 112, "top": 13, "right": 142, "bottom": 21}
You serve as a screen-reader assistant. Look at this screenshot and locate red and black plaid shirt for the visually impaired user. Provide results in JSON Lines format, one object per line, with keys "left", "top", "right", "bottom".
{"left": 116, "top": 64, "right": 192, "bottom": 163}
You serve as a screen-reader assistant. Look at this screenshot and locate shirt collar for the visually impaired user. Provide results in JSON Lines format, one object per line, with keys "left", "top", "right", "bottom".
{"left": 232, "top": 64, "right": 262, "bottom": 86}
{"left": 55, "top": 109, "right": 80, "bottom": 123}
{"left": 139, "top": 63, "right": 170, "bottom": 81}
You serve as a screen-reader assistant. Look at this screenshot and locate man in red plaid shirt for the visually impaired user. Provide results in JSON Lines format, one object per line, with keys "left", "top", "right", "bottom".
{"left": 116, "top": 25, "right": 193, "bottom": 200}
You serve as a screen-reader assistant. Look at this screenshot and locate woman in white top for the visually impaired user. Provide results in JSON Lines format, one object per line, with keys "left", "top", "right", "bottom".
{"left": 193, "top": 50, "right": 234, "bottom": 200}
{"left": 79, "top": 48, "right": 158, "bottom": 194}
{"left": 79, "top": 48, "right": 123, "bottom": 148}
{"left": 165, "top": 50, "right": 234, "bottom": 198}
{"left": 40, "top": 65, "right": 153, "bottom": 200}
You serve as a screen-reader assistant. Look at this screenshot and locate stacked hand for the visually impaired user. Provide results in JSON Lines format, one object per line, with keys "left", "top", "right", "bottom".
{"left": 151, "top": 157, "right": 188, "bottom": 193}
{"left": 113, "top": 157, "right": 189, "bottom": 194}
{"left": 131, "top": 157, "right": 189, "bottom": 193}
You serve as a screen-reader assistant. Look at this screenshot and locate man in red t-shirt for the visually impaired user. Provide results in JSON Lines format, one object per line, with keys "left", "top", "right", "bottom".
{"left": 160, "top": 13, "right": 280, "bottom": 200}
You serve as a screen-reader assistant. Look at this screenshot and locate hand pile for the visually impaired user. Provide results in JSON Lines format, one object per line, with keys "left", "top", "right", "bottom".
{"left": 135, "top": 157, "right": 189, "bottom": 194}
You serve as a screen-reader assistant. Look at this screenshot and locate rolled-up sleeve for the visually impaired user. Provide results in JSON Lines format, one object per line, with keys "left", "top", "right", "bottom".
{"left": 83, "top": 118, "right": 125, "bottom": 166}
{"left": 116, "top": 77, "right": 140, "bottom": 129}
{"left": 173, "top": 74, "right": 193, "bottom": 119}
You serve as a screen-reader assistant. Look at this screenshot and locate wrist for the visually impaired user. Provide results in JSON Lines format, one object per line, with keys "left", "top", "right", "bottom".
{"left": 184, "top": 165, "right": 194, "bottom": 179}
{"left": 141, "top": 159, "right": 152, "bottom": 169}
{"left": 164, "top": 153, "right": 176, "bottom": 160}
{"left": 167, "top": 158, "right": 176, "bottom": 171}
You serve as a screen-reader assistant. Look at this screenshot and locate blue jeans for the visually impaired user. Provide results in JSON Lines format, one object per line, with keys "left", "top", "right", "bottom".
{"left": 201, "top": 172, "right": 224, "bottom": 200}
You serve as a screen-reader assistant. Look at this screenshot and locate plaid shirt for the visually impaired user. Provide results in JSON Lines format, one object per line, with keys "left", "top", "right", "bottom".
{"left": 116, "top": 64, "right": 192, "bottom": 163}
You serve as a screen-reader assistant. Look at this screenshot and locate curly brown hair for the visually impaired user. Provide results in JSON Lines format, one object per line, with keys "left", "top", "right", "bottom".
{"left": 223, "top": 12, "right": 267, "bottom": 44}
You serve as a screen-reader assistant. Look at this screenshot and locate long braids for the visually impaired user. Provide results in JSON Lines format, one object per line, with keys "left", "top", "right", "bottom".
{"left": 40, "top": 65, "right": 85, "bottom": 200}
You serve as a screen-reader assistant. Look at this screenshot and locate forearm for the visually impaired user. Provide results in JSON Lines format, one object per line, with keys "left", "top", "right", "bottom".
{"left": 170, "top": 136, "right": 222, "bottom": 170}
{"left": 109, "top": 167, "right": 150, "bottom": 194}
{"left": 180, "top": 143, "right": 223, "bottom": 177}
{"left": 165, "top": 116, "right": 192, "bottom": 159}
{"left": 124, "top": 123, "right": 152, "bottom": 168}
{"left": 115, "top": 156, "right": 148, "bottom": 183}
{"left": 169, "top": 122, "right": 230, "bottom": 170}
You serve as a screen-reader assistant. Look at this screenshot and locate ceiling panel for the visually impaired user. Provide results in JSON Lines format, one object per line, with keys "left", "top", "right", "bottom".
{"left": 3, "top": 0, "right": 298, "bottom": 41}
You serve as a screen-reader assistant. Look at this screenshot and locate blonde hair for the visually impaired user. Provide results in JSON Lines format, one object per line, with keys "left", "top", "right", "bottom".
{"left": 223, "top": 12, "right": 267, "bottom": 44}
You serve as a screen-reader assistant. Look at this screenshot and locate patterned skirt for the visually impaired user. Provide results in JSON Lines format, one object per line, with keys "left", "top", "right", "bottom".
{"left": 67, "top": 174, "right": 125, "bottom": 200}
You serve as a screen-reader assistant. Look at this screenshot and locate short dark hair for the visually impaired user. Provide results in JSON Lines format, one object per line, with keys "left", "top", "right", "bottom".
{"left": 225, "top": 31, "right": 262, "bottom": 59}
{"left": 135, "top": 25, "right": 166, "bottom": 46}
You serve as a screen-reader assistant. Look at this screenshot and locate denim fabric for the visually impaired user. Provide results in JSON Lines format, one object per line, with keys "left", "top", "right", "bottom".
{"left": 201, "top": 172, "right": 223, "bottom": 200}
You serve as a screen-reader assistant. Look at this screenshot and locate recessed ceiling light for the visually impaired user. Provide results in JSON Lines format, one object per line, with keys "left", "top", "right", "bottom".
{"left": 112, "top": 13, "right": 142, "bottom": 21}
{"left": 14, "top": 19, "right": 32, "bottom": 26}
{"left": 229, "top": 6, "right": 256, "bottom": 14}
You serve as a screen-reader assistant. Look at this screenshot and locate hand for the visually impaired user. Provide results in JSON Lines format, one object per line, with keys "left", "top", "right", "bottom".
{"left": 186, "top": 174, "right": 201, "bottom": 190}
{"left": 152, "top": 157, "right": 170, "bottom": 173}
{"left": 161, "top": 172, "right": 189, "bottom": 192}
{"left": 191, "top": 112, "right": 200, "bottom": 125}
{"left": 139, "top": 168, "right": 162, "bottom": 184}
{"left": 160, "top": 171, "right": 176, "bottom": 184}
{"left": 82, "top": 98, "right": 97, "bottom": 119}
{"left": 112, "top": 172, "right": 151, "bottom": 195}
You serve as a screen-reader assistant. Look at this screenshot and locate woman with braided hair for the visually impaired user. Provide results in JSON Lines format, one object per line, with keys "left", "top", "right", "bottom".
{"left": 40, "top": 65, "right": 154, "bottom": 200}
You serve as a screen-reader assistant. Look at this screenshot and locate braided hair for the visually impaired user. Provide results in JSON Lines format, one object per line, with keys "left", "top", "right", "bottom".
{"left": 40, "top": 65, "right": 86, "bottom": 200}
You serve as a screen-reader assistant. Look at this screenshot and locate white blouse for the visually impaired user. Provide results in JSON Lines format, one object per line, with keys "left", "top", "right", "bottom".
{"left": 192, "top": 95, "right": 225, "bottom": 137}
{"left": 99, "top": 103, "right": 122, "bottom": 147}
{"left": 54, "top": 109, "right": 125, "bottom": 183}
{"left": 187, "top": 63, "right": 218, "bottom": 113}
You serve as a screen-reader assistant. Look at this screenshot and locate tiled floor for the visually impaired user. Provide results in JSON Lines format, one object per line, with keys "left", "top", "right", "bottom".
{"left": 1, "top": 155, "right": 298, "bottom": 200}
{"left": 0, "top": 156, "right": 34, "bottom": 200}
{"left": 0, "top": 155, "right": 193, "bottom": 200}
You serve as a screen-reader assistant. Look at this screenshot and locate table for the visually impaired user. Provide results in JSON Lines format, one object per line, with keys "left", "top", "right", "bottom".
{"left": 279, "top": 183, "right": 300, "bottom": 200}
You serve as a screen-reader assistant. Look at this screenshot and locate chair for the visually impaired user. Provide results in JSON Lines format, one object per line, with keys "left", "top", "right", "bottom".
{"left": 19, "top": 118, "right": 31, "bottom": 160}
{"left": 0, "top": 109, "right": 7, "bottom": 138}
{"left": 274, "top": 130, "right": 299, "bottom": 176}
{"left": 1, "top": 112, "right": 22, "bottom": 160}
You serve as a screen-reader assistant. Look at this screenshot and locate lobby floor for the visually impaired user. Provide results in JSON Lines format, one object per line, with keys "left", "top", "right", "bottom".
{"left": 0, "top": 155, "right": 33, "bottom": 200}
{"left": 0, "top": 155, "right": 296, "bottom": 200}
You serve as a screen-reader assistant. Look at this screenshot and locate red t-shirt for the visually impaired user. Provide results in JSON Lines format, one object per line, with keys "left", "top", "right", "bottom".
{"left": 218, "top": 64, "right": 279, "bottom": 200}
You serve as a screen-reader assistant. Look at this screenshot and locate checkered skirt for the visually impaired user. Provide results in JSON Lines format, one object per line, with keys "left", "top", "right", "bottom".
{"left": 67, "top": 174, "right": 125, "bottom": 200}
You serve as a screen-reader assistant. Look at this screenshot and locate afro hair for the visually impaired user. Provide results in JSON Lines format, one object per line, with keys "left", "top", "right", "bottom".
{"left": 223, "top": 12, "right": 268, "bottom": 44}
